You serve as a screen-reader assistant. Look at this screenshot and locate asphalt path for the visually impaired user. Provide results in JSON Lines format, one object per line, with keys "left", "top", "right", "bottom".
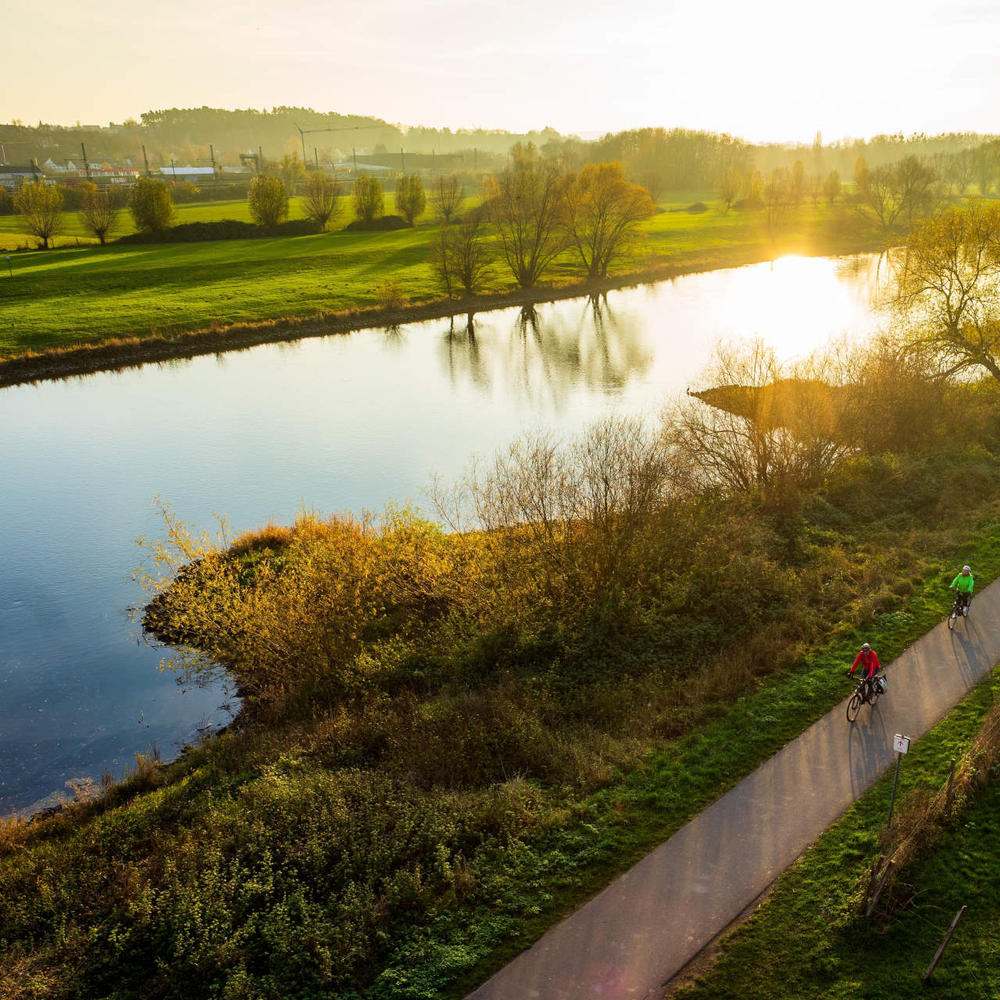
{"left": 468, "top": 584, "right": 999, "bottom": 1000}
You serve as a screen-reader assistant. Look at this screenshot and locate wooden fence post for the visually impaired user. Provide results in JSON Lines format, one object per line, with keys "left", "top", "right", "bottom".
{"left": 865, "top": 860, "right": 893, "bottom": 919}
{"left": 859, "top": 854, "right": 884, "bottom": 914}
{"left": 922, "top": 905, "right": 967, "bottom": 982}
{"left": 945, "top": 758, "right": 956, "bottom": 812}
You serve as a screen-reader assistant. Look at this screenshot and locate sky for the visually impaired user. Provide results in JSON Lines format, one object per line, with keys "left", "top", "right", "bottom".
{"left": 5, "top": 0, "right": 1000, "bottom": 143}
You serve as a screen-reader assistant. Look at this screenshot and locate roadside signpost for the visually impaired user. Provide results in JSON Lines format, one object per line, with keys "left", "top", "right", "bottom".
{"left": 887, "top": 733, "right": 910, "bottom": 827}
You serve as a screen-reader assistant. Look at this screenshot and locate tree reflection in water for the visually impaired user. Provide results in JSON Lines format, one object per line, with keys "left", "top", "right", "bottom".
{"left": 437, "top": 292, "right": 653, "bottom": 412}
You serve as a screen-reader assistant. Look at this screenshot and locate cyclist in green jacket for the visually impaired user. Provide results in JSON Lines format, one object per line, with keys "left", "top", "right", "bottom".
{"left": 950, "top": 565, "right": 975, "bottom": 616}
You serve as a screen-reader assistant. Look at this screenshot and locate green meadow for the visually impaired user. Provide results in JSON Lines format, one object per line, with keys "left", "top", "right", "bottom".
{"left": 0, "top": 192, "right": 870, "bottom": 358}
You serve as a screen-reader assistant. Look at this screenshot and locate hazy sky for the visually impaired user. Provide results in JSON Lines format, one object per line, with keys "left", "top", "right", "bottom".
{"left": 6, "top": 0, "right": 1000, "bottom": 142}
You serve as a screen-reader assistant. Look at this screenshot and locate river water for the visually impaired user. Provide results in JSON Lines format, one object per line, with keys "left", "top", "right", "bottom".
{"left": 0, "top": 253, "right": 887, "bottom": 814}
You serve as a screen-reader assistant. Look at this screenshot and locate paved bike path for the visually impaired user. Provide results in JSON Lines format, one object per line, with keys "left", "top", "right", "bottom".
{"left": 469, "top": 583, "right": 1000, "bottom": 1000}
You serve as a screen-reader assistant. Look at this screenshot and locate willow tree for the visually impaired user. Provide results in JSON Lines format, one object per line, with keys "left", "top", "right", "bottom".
{"left": 352, "top": 175, "right": 384, "bottom": 222}
{"left": 888, "top": 200, "right": 1000, "bottom": 381}
{"left": 14, "top": 180, "right": 64, "bottom": 248}
{"left": 431, "top": 173, "right": 464, "bottom": 223}
{"left": 248, "top": 175, "right": 289, "bottom": 226}
{"left": 301, "top": 172, "right": 341, "bottom": 231}
{"left": 129, "top": 177, "right": 175, "bottom": 235}
{"left": 394, "top": 174, "right": 426, "bottom": 226}
{"left": 485, "top": 160, "right": 568, "bottom": 288}
{"left": 431, "top": 211, "right": 494, "bottom": 297}
{"left": 77, "top": 182, "right": 121, "bottom": 244}
{"left": 563, "top": 162, "right": 654, "bottom": 280}
{"left": 717, "top": 167, "right": 742, "bottom": 211}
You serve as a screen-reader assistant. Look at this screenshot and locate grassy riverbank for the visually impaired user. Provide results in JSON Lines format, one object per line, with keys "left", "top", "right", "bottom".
{"left": 672, "top": 672, "right": 1000, "bottom": 999}
{"left": 0, "top": 191, "right": 875, "bottom": 361}
{"left": 5, "top": 354, "right": 1000, "bottom": 999}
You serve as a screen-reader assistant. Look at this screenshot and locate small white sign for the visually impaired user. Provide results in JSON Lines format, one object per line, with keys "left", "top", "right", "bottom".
{"left": 894, "top": 734, "right": 910, "bottom": 754}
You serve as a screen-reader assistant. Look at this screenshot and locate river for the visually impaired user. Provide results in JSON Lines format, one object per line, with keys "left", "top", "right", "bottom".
{"left": 0, "top": 253, "right": 887, "bottom": 814}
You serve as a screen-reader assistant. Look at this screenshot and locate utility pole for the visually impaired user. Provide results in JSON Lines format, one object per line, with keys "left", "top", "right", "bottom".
{"left": 314, "top": 148, "right": 318, "bottom": 168}
{"left": 400, "top": 147, "right": 405, "bottom": 173}
{"left": 352, "top": 147, "right": 357, "bottom": 171}
{"left": 0, "top": 144, "right": 6, "bottom": 165}
{"left": 142, "top": 144, "right": 150, "bottom": 177}
{"left": 258, "top": 146, "right": 264, "bottom": 175}
{"left": 209, "top": 143, "right": 217, "bottom": 183}
{"left": 81, "top": 142, "right": 91, "bottom": 181}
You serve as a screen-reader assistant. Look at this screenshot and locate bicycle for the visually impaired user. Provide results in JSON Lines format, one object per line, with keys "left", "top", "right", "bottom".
{"left": 846, "top": 670, "right": 887, "bottom": 723}
{"left": 947, "top": 593, "right": 971, "bottom": 630}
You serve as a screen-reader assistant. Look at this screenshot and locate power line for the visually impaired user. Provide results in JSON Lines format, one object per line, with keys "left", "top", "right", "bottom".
{"left": 294, "top": 122, "right": 384, "bottom": 165}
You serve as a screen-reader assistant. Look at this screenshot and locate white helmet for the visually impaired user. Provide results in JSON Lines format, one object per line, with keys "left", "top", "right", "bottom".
{"left": 963, "top": 565, "right": 971, "bottom": 572}
{"left": 861, "top": 642, "right": 871, "bottom": 652}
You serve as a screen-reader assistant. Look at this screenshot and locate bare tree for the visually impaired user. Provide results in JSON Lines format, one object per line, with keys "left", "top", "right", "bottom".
{"left": 670, "top": 341, "right": 847, "bottom": 496}
{"left": 717, "top": 167, "right": 742, "bottom": 212}
{"left": 743, "top": 168, "right": 764, "bottom": 204}
{"left": 485, "top": 160, "right": 569, "bottom": 288}
{"left": 973, "top": 142, "right": 999, "bottom": 196}
{"left": 823, "top": 170, "right": 841, "bottom": 205}
{"left": 431, "top": 173, "right": 465, "bottom": 223}
{"left": 301, "top": 172, "right": 341, "bottom": 231}
{"left": 431, "top": 211, "right": 495, "bottom": 297}
{"left": 563, "top": 162, "right": 654, "bottom": 280}
{"left": 639, "top": 170, "right": 665, "bottom": 205}
{"left": 447, "top": 414, "right": 676, "bottom": 600}
{"left": 894, "top": 155, "right": 936, "bottom": 224}
{"left": 887, "top": 200, "right": 1000, "bottom": 382}
{"left": 854, "top": 157, "right": 935, "bottom": 234}
{"left": 761, "top": 168, "right": 792, "bottom": 243}
{"left": 14, "top": 180, "right": 64, "bottom": 248}
{"left": 77, "top": 181, "right": 121, "bottom": 244}
{"left": 853, "top": 162, "right": 903, "bottom": 234}
{"left": 947, "top": 149, "right": 976, "bottom": 195}
{"left": 805, "top": 174, "right": 822, "bottom": 207}
{"left": 790, "top": 160, "right": 806, "bottom": 206}
{"left": 278, "top": 153, "right": 305, "bottom": 196}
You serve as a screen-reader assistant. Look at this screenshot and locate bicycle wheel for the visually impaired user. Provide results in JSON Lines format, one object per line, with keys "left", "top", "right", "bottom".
{"left": 847, "top": 691, "right": 862, "bottom": 723}
{"left": 948, "top": 608, "right": 957, "bottom": 630}
{"left": 869, "top": 682, "right": 880, "bottom": 708}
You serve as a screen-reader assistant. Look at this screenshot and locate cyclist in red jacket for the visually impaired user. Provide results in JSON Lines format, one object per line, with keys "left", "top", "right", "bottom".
{"left": 849, "top": 642, "right": 881, "bottom": 701}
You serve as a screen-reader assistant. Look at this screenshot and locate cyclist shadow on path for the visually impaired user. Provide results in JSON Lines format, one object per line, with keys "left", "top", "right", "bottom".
{"left": 847, "top": 700, "right": 889, "bottom": 798}
{"left": 948, "top": 617, "right": 986, "bottom": 688}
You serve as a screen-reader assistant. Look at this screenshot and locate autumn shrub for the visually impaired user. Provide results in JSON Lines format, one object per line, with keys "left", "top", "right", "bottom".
{"left": 13, "top": 180, "right": 64, "bottom": 248}
{"left": 247, "top": 174, "right": 289, "bottom": 227}
{"left": 129, "top": 177, "right": 175, "bottom": 234}
{"left": 352, "top": 175, "right": 384, "bottom": 223}
{"left": 375, "top": 279, "right": 407, "bottom": 310}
